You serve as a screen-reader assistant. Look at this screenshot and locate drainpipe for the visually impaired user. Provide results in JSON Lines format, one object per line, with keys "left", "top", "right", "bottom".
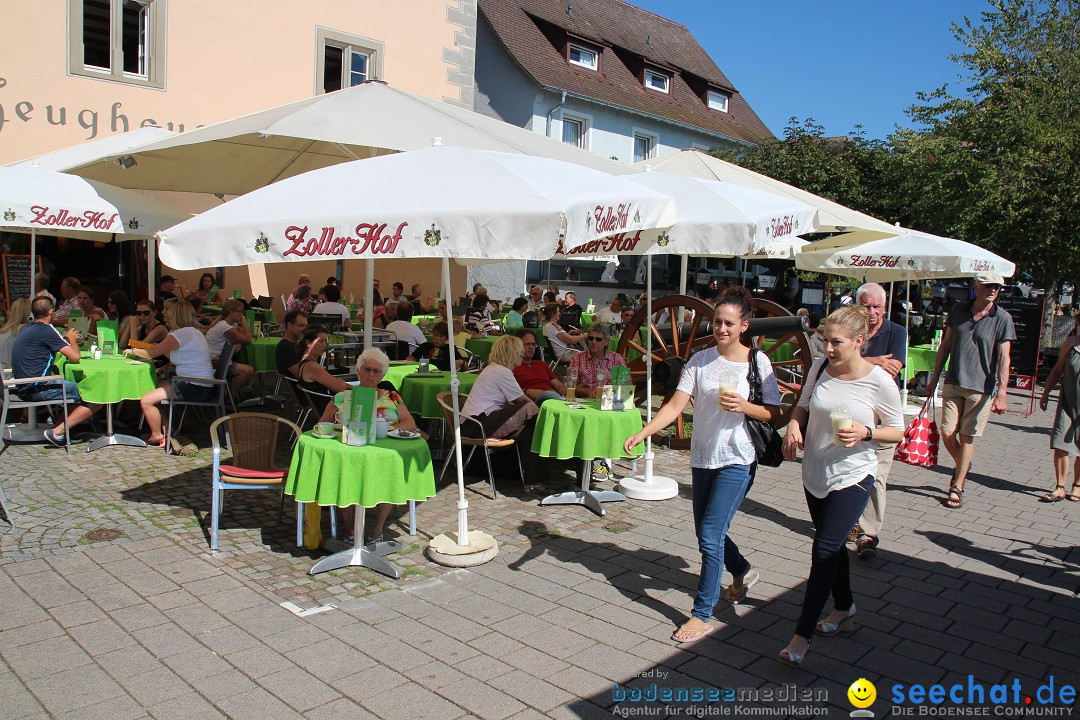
{"left": 545, "top": 90, "right": 568, "bottom": 138}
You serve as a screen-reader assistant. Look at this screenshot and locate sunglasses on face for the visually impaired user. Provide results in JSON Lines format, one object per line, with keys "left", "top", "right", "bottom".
{"left": 983, "top": 284, "right": 1002, "bottom": 291}
{"left": 136, "top": 310, "right": 153, "bottom": 316}
{"left": 587, "top": 336, "right": 605, "bottom": 342}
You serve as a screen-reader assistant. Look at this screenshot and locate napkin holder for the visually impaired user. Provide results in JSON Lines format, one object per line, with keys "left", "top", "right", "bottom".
{"left": 612, "top": 384, "right": 635, "bottom": 411}
{"left": 600, "top": 385, "right": 614, "bottom": 411}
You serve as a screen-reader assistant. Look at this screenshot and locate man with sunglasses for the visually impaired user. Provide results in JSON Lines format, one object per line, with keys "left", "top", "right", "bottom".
{"left": 930, "top": 271, "right": 1016, "bottom": 510}
{"left": 569, "top": 323, "right": 627, "bottom": 400}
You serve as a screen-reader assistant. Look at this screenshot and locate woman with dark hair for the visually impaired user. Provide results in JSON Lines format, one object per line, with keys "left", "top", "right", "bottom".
{"left": 506, "top": 297, "right": 529, "bottom": 327}
{"left": 625, "top": 286, "right": 782, "bottom": 643}
{"left": 467, "top": 293, "right": 496, "bottom": 335}
{"left": 779, "top": 306, "right": 904, "bottom": 666}
{"left": 542, "top": 303, "right": 586, "bottom": 362}
{"left": 194, "top": 272, "right": 226, "bottom": 304}
{"left": 294, "top": 325, "right": 351, "bottom": 415}
{"left": 125, "top": 298, "right": 168, "bottom": 351}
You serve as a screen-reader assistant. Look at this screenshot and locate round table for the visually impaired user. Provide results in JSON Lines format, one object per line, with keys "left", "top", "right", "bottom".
{"left": 285, "top": 432, "right": 437, "bottom": 577}
{"left": 398, "top": 371, "right": 478, "bottom": 419}
{"left": 464, "top": 336, "right": 500, "bottom": 362}
{"left": 531, "top": 399, "right": 645, "bottom": 516}
{"left": 56, "top": 353, "right": 157, "bottom": 451}
{"left": 384, "top": 363, "right": 420, "bottom": 390}
{"left": 235, "top": 337, "right": 280, "bottom": 374}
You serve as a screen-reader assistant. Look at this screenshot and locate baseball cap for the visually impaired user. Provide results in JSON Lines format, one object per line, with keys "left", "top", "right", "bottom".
{"left": 974, "top": 271, "right": 1005, "bottom": 286}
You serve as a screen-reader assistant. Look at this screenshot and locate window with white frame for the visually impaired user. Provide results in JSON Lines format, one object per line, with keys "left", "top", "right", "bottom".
{"left": 644, "top": 69, "right": 670, "bottom": 93}
{"left": 633, "top": 133, "right": 656, "bottom": 163}
{"left": 68, "top": 0, "right": 167, "bottom": 88}
{"left": 316, "top": 28, "right": 383, "bottom": 94}
{"left": 562, "top": 116, "right": 587, "bottom": 149}
{"left": 568, "top": 43, "right": 598, "bottom": 70}
{"left": 707, "top": 90, "right": 730, "bottom": 113}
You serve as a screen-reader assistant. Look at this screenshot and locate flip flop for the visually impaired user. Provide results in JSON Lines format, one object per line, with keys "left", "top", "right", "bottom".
{"left": 723, "top": 568, "right": 761, "bottom": 604}
{"left": 671, "top": 622, "right": 717, "bottom": 645}
{"left": 1040, "top": 487, "right": 1067, "bottom": 503}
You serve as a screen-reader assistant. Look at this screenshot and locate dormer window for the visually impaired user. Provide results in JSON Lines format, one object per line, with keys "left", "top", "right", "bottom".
{"left": 568, "top": 43, "right": 598, "bottom": 70}
{"left": 707, "top": 89, "right": 730, "bottom": 113}
{"left": 644, "top": 68, "right": 670, "bottom": 94}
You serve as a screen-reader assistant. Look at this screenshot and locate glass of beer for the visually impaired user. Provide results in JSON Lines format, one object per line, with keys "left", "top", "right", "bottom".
{"left": 830, "top": 404, "right": 852, "bottom": 445}
{"left": 565, "top": 370, "right": 577, "bottom": 400}
{"left": 717, "top": 370, "right": 740, "bottom": 410}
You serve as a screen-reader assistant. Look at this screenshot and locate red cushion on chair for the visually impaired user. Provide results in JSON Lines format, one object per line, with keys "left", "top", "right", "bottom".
{"left": 219, "top": 465, "right": 285, "bottom": 480}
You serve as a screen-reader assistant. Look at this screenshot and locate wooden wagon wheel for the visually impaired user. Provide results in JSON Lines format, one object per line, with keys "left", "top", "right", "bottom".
{"left": 615, "top": 294, "right": 716, "bottom": 445}
{"left": 748, "top": 297, "right": 813, "bottom": 426}
{"left": 614, "top": 294, "right": 813, "bottom": 444}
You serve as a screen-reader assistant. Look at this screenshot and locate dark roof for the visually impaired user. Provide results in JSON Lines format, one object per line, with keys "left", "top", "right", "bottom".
{"left": 478, "top": 0, "right": 774, "bottom": 145}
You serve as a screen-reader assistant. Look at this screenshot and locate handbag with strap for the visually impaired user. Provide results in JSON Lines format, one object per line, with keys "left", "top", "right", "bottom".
{"left": 745, "top": 348, "right": 783, "bottom": 467}
{"left": 895, "top": 393, "right": 939, "bottom": 467}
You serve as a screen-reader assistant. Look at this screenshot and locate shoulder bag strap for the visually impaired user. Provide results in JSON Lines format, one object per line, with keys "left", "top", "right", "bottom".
{"left": 747, "top": 348, "right": 763, "bottom": 405}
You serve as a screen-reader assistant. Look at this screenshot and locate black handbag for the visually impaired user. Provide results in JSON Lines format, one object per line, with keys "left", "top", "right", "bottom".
{"left": 745, "top": 348, "right": 784, "bottom": 467}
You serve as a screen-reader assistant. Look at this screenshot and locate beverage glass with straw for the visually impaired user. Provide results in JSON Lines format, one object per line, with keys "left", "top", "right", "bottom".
{"left": 717, "top": 369, "right": 740, "bottom": 410}
{"left": 830, "top": 404, "right": 852, "bottom": 445}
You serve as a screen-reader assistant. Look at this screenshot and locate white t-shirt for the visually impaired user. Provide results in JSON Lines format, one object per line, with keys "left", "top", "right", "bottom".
{"left": 543, "top": 323, "right": 580, "bottom": 360}
{"left": 676, "top": 348, "right": 781, "bottom": 469}
{"left": 462, "top": 364, "right": 524, "bottom": 417}
{"left": 797, "top": 358, "right": 904, "bottom": 498}
{"left": 168, "top": 326, "right": 214, "bottom": 386}
{"left": 205, "top": 321, "right": 235, "bottom": 358}
{"left": 385, "top": 320, "right": 427, "bottom": 354}
{"left": 595, "top": 306, "right": 620, "bottom": 324}
{"left": 312, "top": 301, "right": 350, "bottom": 326}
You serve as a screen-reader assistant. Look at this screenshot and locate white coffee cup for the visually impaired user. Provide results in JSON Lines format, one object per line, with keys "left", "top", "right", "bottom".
{"left": 375, "top": 417, "right": 390, "bottom": 439}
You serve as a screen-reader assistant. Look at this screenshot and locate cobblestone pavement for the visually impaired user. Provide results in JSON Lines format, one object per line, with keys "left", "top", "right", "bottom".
{"left": 0, "top": 387, "right": 1076, "bottom": 718}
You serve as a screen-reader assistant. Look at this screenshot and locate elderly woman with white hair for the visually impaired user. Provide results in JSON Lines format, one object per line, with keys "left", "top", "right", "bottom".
{"left": 316, "top": 347, "right": 421, "bottom": 543}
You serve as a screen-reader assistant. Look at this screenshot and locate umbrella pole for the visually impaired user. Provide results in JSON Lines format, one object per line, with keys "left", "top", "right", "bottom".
{"left": 29, "top": 229, "right": 36, "bottom": 299}
{"left": 679, "top": 255, "right": 687, "bottom": 295}
{"left": 426, "top": 258, "right": 498, "bottom": 567}
{"left": 903, "top": 272, "right": 911, "bottom": 409}
{"left": 620, "top": 259, "right": 677, "bottom": 500}
{"left": 887, "top": 282, "right": 894, "bottom": 321}
{"left": 147, "top": 191, "right": 157, "bottom": 299}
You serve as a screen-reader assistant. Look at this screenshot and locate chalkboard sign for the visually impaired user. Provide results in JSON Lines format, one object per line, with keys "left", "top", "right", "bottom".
{"left": 1, "top": 254, "right": 43, "bottom": 303}
{"left": 996, "top": 296, "right": 1044, "bottom": 376}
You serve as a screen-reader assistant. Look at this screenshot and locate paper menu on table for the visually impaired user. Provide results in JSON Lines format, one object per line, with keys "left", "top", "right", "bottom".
{"left": 340, "top": 385, "right": 377, "bottom": 446}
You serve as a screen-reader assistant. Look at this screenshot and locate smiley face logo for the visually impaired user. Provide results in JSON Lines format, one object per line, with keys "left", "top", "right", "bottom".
{"left": 848, "top": 678, "right": 876, "bottom": 709}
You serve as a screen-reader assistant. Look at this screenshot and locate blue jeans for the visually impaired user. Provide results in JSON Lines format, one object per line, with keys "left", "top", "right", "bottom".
{"left": 18, "top": 380, "right": 82, "bottom": 404}
{"left": 691, "top": 464, "right": 753, "bottom": 622}
{"left": 796, "top": 474, "right": 875, "bottom": 638}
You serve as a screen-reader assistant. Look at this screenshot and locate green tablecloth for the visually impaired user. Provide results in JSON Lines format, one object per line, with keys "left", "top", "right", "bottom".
{"left": 465, "top": 336, "right": 500, "bottom": 362}
{"left": 384, "top": 363, "right": 420, "bottom": 390}
{"left": 412, "top": 315, "right": 440, "bottom": 327}
{"left": 760, "top": 338, "right": 795, "bottom": 363}
{"left": 904, "top": 344, "right": 948, "bottom": 382}
{"left": 285, "top": 433, "right": 436, "bottom": 508}
{"left": 399, "top": 371, "right": 478, "bottom": 419}
{"left": 531, "top": 399, "right": 644, "bottom": 460}
{"left": 235, "top": 337, "right": 280, "bottom": 374}
{"left": 203, "top": 305, "right": 221, "bottom": 315}
{"left": 56, "top": 353, "right": 156, "bottom": 404}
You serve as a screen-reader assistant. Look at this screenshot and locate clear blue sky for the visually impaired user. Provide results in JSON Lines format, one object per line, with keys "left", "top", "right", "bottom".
{"left": 633, "top": 0, "right": 991, "bottom": 141}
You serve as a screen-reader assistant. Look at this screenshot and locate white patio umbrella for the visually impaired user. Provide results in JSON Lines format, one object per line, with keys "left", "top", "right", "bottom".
{"left": 796, "top": 228, "right": 1015, "bottom": 404}
{"left": 740, "top": 236, "right": 809, "bottom": 260}
{"left": 556, "top": 171, "right": 820, "bottom": 499}
{"left": 0, "top": 165, "right": 190, "bottom": 297}
{"left": 158, "top": 144, "right": 677, "bottom": 569}
{"left": 7, "top": 126, "right": 177, "bottom": 171}
{"left": 68, "top": 82, "right": 629, "bottom": 195}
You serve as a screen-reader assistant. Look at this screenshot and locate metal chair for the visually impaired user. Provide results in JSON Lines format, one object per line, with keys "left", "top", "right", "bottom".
{"left": 435, "top": 391, "right": 524, "bottom": 500}
{"left": 208, "top": 412, "right": 301, "bottom": 550}
{"left": 163, "top": 343, "right": 234, "bottom": 454}
{"left": 0, "top": 364, "right": 71, "bottom": 458}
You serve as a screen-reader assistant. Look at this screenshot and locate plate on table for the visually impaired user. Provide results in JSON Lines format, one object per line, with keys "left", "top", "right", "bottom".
{"left": 386, "top": 429, "right": 421, "bottom": 440}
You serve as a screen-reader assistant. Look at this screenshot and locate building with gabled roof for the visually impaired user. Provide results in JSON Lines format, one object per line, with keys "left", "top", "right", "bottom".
{"left": 475, "top": 0, "right": 774, "bottom": 165}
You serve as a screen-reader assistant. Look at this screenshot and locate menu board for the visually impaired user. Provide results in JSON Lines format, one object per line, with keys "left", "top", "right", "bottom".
{"left": 996, "top": 296, "right": 1044, "bottom": 376}
{"left": 1, "top": 254, "right": 43, "bottom": 303}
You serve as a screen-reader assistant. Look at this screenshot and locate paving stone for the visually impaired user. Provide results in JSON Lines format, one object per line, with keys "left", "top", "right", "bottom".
{"left": 257, "top": 665, "right": 342, "bottom": 712}
{"left": 214, "top": 686, "right": 303, "bottom": 720}
{"left": 361, "top": 680, "right": 466, "bottom": 720}
{"left": 23, "top": 663, "right": 127, "bottom": 714}
{"left": 122, "top": 666, "right": 195, "bottom": 707}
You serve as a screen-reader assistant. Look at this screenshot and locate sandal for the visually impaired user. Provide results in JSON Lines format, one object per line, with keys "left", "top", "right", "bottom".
{"left": 1040, "top": 484, "right": 1067, "bottom": 503}
{"left": 671, "top": 620, "right": 716, "bottom": 644}
{"left": 723, "top": 568, "right": 760, "bottom": 604}
{"left": 946, "top": 484, "right": 963, "bottom": 509}
{"left": 1069, "top": 482, "right": 1080, "bottom": 502}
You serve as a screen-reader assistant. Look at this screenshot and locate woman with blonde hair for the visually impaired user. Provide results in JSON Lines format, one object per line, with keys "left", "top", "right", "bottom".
{"left": 779, "top": 306, "right": 904, "bottom": 666}
{"left": 0, "top": 298, "right": 32, "bottom": 366}
{"left": 461, "top": 334, "right": 545, "bottom": 492}
{"left": 128, "top": 298, "right": 216, "bottom": 449}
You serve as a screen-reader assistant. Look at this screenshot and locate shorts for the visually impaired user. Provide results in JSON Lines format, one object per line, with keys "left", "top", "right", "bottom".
{"left": 941, "top": 383, "right": 994, "bottom": 438}
{"left": 17, "top": 380, "right": 82, "bottom": 404}
{"left": 174, "top": 381, "right": 214, "bottom": 402}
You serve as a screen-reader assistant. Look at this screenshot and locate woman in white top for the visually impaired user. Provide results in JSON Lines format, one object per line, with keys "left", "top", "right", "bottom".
{"left": 0, "top": 299, "right": 32, "bottom": 367}
{"left": 542, "top": 304, "right": 586, "bottom": 363}
{"left": 460, "top": 334, "right": 543, "bottom": 493}
{"left": 779, "top": 306, "right": 904, "bottom": 666}
{"left": 625, "top": 287, "right": 782, "bottom": 643}
{"left": 128, "top": 298, "right": 216, "bottom": 449}
{"left": 205, "top": 299, "right": 255, "bottom": 396}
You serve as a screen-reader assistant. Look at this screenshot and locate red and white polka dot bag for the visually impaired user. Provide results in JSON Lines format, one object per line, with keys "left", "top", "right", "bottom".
{"left": 895, "top": 395, "right": 939, "bottom": 467}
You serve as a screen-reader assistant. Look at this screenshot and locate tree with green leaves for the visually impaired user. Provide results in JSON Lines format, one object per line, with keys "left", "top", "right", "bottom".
{"left": 894, "top": 0, "right": 1079, "bottom": 299}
